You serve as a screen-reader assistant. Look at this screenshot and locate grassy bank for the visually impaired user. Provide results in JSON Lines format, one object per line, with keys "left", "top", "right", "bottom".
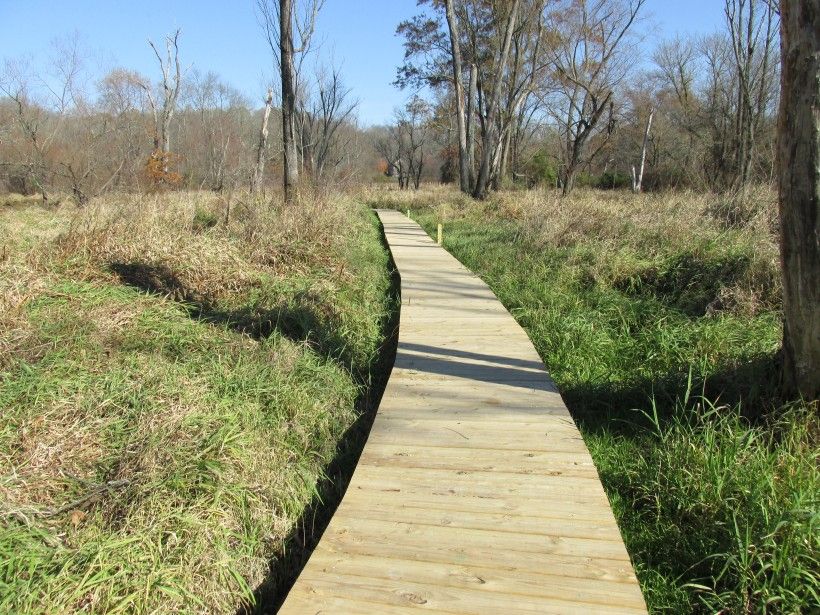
{"left": 0, "top": 191, "right": 394, "bottom": 613}
{"left": 369, "top": 185, "right": 818, "bottom": 614}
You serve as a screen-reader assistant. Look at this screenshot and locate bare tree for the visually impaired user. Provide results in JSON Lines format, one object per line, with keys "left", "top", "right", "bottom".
{"left": 97, "top": 68, "right": 159, "bottom": 189}
{"left": 398, "top": 0, "right": 543, "bottom": 197}
{"left": 631, "top": 106, "right": 653, "bottom": 193}
{"left": 649, "top": 37, "right": 702, "bottom": 185}
{"left": 183, "top": 70, "right": 247, "bottom": 191}
{"left": 0, "top": 35, "right": 87, "bottom": 201}
{"left": 725, "top": 0, "right": 778, "bottom": 191}
{"left": 141, "top": 30, "right": 182, "bottom": 175}
{"left": 375, "top": 98, "right": 431, "bottom": 190}
{"left": 251, "top": 88, "right": 274, "bottom": 194}
{"left": 298, "top": 65, "right": 358, "bottom": 181}
{"left": 778, "top": 0, "right": 819, "bottom": 400}
{"left": 546, "top": 0, "right": 646, "bottom": 195}
{"left": 257, "top": 0, "right": 324, "bottom": 204}
{"left": 374, "top": 125, "right": 407, "bottom": 188}
{"left": 402, "top": 97, "right": 432, "bottom": 189}
{"left": 1, "top": 62, "right": 53, "bottom": 200}
{"left": 469, "top": 1, "right": 521, "bottom": 198}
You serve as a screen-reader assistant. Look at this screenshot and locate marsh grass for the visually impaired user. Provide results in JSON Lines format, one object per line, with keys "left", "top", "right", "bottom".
{"left": 368, "top": 184, "right": 819, "bottom": 614}
{"left": 0, "top": 189, "right": 395, "bottom": 613}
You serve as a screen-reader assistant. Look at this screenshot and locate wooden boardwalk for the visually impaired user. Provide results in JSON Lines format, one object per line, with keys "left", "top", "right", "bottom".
{"left": 278, "top": 210, "right": 646, "bottom": 614}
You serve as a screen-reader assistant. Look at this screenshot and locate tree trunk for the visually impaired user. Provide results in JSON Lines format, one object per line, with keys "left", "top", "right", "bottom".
{"left": 473, "top": 0, "right": 520, "bottom": 199}
{"left": 499, "top": 122, "right": 513, "bottom": 186}
{"left": 251, "top": 89, "right": 273, "bottom": 194}
{"left": 562, "top": 166, "right": 577, "bottom": 196}
{"left": 633, "top": 107, "right": 654, "bottom": 193}
{"left": 467, "top": 63, "right": 477, "bottom": 190}
{"left": 280, "top": 0, "right": 299, "bottom": 204}
{"left": 161, "top": 115, "right": 172, "bottom": 174}
{"left": 778, "top": 0, "right": 820, "bottom": 401}
{"left": 444, "top": 0, "right": 470, "bottom": 195}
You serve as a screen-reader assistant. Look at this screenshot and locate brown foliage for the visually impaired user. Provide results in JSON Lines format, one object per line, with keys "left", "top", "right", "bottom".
{"left": 143, "top": 150, "right": 182, "bottom": 189}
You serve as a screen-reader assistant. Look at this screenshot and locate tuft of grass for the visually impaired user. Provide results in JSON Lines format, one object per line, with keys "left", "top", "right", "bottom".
{"left": 0, "top": 190, "right": 394, "bottom": 613}
{"left": 370, "top": 185, "right": 819, "bottom": 614}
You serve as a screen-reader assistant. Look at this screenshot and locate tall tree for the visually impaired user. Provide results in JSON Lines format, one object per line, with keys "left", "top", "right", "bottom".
{"left": 778, "top": 0, "right": 819, "bottom": 400}
{"left": 143, "top": 30, "right": 182, "bottom": 175}
{"left": 280, "top": 0, "right": 298, "bottom": 202}
{"left": 444, "top": 0, "right": 470, "bottom": 193}
{"left": 299, "top": 66, "right": 358, "bottom": 181}
{"left": 397, "top": 0, "right": 542, "bottom": 198}
{"left": 725, "top": 0, "right": 778, "bottom": 191}
{"left": 546, "top": 0, "right": 645, "bottom": 195}
{"left": 472, "top": 0, "right": 521, "bottom": 199}
{"left": 258, "top": 0, "right": 323, "bottom": 203}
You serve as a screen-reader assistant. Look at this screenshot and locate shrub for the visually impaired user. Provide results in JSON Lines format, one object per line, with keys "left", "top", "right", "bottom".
{"left": 522, "top": 150, "right": 558, "bottom": 188}
{"left": 192, "top": 207, "right": 219, "bottom": 231}
{"left": 598, "top": 170, "right": 632, "bottom": 190}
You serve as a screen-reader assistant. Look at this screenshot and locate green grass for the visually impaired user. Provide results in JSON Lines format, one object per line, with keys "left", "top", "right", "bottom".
{"left": 374, "top": 187, "right": 819, "bottom": 614}
{"left": 0, "top": 192, "right": 395, "bottom": 613}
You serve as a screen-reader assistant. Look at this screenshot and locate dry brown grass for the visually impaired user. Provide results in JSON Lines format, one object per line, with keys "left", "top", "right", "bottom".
{"left": 364, "top": 183, "right": 781, "bottom": 317}
{"left": 0, "top": 188, "right": 392, "bottom": 614}
{"left": 47, "top": 190, "right": 359, "bottom": 296}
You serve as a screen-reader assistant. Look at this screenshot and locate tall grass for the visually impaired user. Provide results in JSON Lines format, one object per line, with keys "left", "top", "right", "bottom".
{"left": 368, "top": 184, "right": 819, "bottom": 614}
{"left": 0, "top": 190, "right": 395, "bottom": 613}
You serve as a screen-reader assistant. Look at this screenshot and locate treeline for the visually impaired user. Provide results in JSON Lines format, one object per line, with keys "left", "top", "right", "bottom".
{"left": 0, "top": 31, "right": 365, "bottom": 201}
{"left": 380, "top": 0, "right": 779, "bottom": 197}
{"left": 0, "top": 1, "right": 783, "bottom": 201}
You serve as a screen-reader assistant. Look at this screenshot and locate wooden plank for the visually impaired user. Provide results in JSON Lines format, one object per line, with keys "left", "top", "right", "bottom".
{"left": 336, "top": 497, "right": 622, "bottom": 539}
{"left": 302, "top": 551, "right": 645, "bottom": 609}
{"left": 309, "top": 525, "right": 638, "bottom": 582}
{"left": 358, "top": 443, "right": 599, "bottom": 476}
{"left": 286, "top": 574, "right": 642, "bottom": 615}
{"left": 344, "top": 468, "right": 611, "bottom": 507}
{"left": 278, "top": 210, "right": 646, "bottom": 613}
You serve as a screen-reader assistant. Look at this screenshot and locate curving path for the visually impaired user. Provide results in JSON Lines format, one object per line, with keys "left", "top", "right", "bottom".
{"left": 278, "top": 209, "right": 646, "bottom": 614}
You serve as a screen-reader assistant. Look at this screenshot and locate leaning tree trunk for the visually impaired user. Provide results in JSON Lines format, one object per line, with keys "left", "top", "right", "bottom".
{"left": 280, "top": 0, "right": 299, "bottom": 204}
{"left": 778, "top": 0, "right": 820, "bottom": 400}
{"left": 251, "top": 89, "right": 273, "bottom": 195}
{"left": 632, "top": 107, "right": 654, "bottom": 194}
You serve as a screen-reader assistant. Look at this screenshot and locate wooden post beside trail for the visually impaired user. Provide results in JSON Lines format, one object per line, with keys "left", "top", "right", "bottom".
{"left": 407, "top": 209, "right": 411, "bottom": 219}
{"left": 437, "top": 223, "right": 443, "bottom": 245}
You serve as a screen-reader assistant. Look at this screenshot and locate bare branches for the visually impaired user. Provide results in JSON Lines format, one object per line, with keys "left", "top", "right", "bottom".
{"left": 256, "top": 0, "right": 324, "bottom": 71}
{"left": 309, "top": 66, "right": 358, "bottom": 178}
{"left": 257, "top": 0, "right": 327, "bottom": 201}
{"left": 724, "top": 0, "right": 779, "bottom": 188}
{"left": 545, "top": 0, "right": 646, "bottom": 194}
{"left": 377, "top": 97, "right": 432, "bottom": 190}
{"left": 146, "top": 29, "right": 183, "bottom": 158}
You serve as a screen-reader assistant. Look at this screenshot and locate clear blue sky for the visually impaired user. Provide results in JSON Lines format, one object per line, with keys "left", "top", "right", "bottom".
{"left": 0, "top": 0, "right": 726, "bottom": 125}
